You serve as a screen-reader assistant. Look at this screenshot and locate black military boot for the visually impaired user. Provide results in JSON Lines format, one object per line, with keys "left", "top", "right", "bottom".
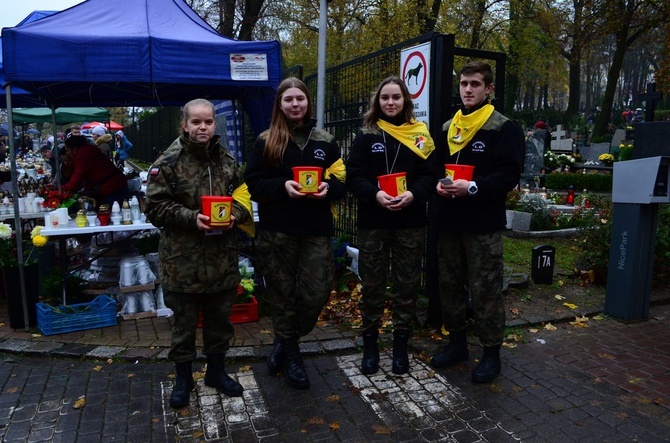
{"left": 430, "top": 331, "right": 469, "bottom": 368}
{"left": 471, "top": 345, "right": 501, "bottom": 383}
{"left": 361, "top": 329, "right": 379, "bottom": 375}
{"left": 267, "top": 338, "right": 285, "bottom": 375}
{"left": 169, "top": 361, "right": 194, "bottom": 408}
{"left": 392, "top": 329, "right": 411, "bottom": 375}
{"left": 282, "top": 338, "right": 309, "bottom": 389}
{"left": 204, "top": 354, "right": 244, "bottom": 397}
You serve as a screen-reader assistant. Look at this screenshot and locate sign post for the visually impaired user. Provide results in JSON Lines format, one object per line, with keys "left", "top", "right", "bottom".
{"left": 531, "top": 245, "right": 555, "bottom": 284}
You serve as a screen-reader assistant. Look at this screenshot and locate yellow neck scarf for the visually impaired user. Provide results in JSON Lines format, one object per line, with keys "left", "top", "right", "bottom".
{"left": 232, "top": 183, "right": 255, "bottom": 237}
{"left": 324, "top": 158, "right": 346, "bottom": 220}
{"left": 447, "top": 104, "right": 494, "bottom": 155}
{"left": 376, "top": 119, "right": 435, "bottom": 160}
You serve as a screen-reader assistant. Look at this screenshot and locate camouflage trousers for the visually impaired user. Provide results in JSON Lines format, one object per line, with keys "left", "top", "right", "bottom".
{"left": 255, "top": 229, "right": 333, "bottom": 340}
{"left": 163, "top": 288, "right": 236, "bottom": 363}
{"left": 357, "top": 227, "right": 425, "bottom": 332}
{"left": 437, "top": 230, "right": 505, "bottom": 346}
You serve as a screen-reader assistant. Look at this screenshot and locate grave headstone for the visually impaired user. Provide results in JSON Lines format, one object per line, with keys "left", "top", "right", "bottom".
{"left": 580, "top": 142, "right": 610, "bottom": 163}
{"left": 531, "top": 244, "right": 555, "bottom": 284}
{"left": 611, "top": 129, "right": 626, "bottom": 149}
{"left": 523, "top": 130, "right": 545, "bottom": 176}
{"left": 633, "top": 122, "right": 670, "bottom": 159}
{"left": 550, "top": 125, "right": 573, "bottom": 151}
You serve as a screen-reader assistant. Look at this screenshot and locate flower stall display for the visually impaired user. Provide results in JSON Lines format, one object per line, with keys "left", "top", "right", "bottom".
{"left": 37, "top": 185, "right": 77, "bottom": 210}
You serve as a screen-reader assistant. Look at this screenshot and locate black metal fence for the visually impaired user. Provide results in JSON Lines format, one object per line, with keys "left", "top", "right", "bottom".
{"left": 123, "top": 107, "right": 182, "bottom": 164}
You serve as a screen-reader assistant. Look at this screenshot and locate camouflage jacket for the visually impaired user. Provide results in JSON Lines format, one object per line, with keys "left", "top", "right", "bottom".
{"left": 144, "top": 134, "right": 250, "bottom": 293}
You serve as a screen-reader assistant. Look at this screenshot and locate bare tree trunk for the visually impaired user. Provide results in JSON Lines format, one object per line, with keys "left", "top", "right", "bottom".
{"left": 238, "top": 0, "right": 266, "bottom": 41}
{"left": 219, "top": 0, "right": 236, "bottom": 37}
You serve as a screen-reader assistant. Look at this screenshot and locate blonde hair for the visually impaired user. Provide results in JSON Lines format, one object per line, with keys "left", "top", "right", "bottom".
{"left": 262, "top": 78, "right": 313, "bottom": 167}
{"left": 182, "top": 98, "right": 215, "bottom": 124}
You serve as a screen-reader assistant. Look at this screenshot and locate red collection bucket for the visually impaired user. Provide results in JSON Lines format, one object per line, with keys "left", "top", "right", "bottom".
{"left": 201, "top": 196, "right": 233, "bottom": 227}
{"left": 292, "top": 166, "right": 323, "bottom": 193}
{"left": 444, "top": 164, "right": 474, "bottom": 181}
{"left": 377, "top": 172, "right": 407, "bottom": 197}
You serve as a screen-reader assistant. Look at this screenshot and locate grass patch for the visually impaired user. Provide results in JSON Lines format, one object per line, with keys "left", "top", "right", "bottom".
{"left": 503, "top": 235, "right": 581, "bottom": 275}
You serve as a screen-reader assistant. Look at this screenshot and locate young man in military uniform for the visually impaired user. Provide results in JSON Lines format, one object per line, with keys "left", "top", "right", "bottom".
{"left": 431, "top": 62, "right": 523, "bottom": 383}
{"left": 145, "top": 99, "right": 251, "bottom": 408}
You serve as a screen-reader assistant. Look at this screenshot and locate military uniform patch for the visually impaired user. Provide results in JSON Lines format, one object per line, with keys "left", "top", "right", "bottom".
{"left": 149, "top": 167, "right": 160, "bottom": 181}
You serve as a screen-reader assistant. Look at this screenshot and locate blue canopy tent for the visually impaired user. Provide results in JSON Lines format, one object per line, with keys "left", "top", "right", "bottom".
{"left": 0, "top": 11, "right": 57, "bottom": 108}
{"left": 2, "top": 0, "right": 281, "bottom": 136}
{"left": 1, "top": 0, "right": 282, "bottom": 321}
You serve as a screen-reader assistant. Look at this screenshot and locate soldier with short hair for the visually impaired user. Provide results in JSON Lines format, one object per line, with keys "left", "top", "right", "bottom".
{"left": 145, "top": 98, "right": 252, "bottom": 408}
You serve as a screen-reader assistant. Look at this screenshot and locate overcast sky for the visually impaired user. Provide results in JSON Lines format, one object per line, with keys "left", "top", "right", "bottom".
{"left": 0, "top": 0, "right": 84, "bottom": 33}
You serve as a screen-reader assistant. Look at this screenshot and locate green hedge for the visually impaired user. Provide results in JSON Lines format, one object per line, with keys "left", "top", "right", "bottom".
{"left": 545, "top": 173, "right": 613, "bottom": 192}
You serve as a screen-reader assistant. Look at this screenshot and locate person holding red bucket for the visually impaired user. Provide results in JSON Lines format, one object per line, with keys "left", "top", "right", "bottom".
{"left": 431, "top": 61, "right": 523, "bottom": 383}
{"left": 347, "top": 77, "right": 436, "bottom": 375}
{"left": 144, "top": 99, "right": 254, "bottom": 408}
{"left": 244, "top": 78, "right": 347, "bottom": 390}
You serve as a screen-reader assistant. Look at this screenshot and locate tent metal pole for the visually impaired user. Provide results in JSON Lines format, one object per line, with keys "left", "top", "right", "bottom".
{"left": 52, "top": 106, "right": 61, "bottom": 191}
{"left": 5, "top": 84, "right": 30, "bottom": 332}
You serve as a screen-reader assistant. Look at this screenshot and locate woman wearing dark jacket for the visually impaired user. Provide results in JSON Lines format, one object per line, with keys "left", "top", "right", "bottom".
{"left": 61, "top": 135, "right": 128, "bottom": 207}
{"left": 346, "top": 76, "right": 437, "bottom": 375}
{"left": 244, "top": 77, "right": 346, "bottom": 390}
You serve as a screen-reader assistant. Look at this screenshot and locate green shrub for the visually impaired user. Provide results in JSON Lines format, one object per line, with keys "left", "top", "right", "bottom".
{"left": 545, "top": 173, "right": 612, "bottom": 192}
{"left": 619, "top": 145, "right": 634, "bottom": 161}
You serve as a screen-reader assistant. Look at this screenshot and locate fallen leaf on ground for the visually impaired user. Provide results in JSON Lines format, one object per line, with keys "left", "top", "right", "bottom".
{"left": 92, "top": 366, "right": 103, "bottom": 372}
{"left": 306, "top": 417, "right": 325, "bottom": 425}
{"left": 372, "top": 424, "right": 394, "bottom": 435}
{"left": 261, "top": 329, "right": 272, "bottom": 334}
{"left": 106, "top": 359, "right": 113, "bottom": 364}
{"left": 628, "top": 378, "right": 644, "bottom": 384}
{"left": 329, "top": 422, "right": 340, "bottom": 430}
{"left": 506, "top": 334, "right": 521, "bottom": 342}
{"left": 502, "top": 342, "right": 517, "bottom": 349}
{"left": 31, "top": 333, "right": 41, "bottom": 338}
{"left": 569, "top": 316, "right": 589, "bottom": 327}
{"left": 509, "top": 308, "right": 520, "bottom": 316}
{"left": 528, "top": 328, "right": 539, "bottom": 333}
{"left": 544, "top": 323, "right": 557, "bottom": 331}
{"left": 6, "top": 387, "right": 18, "bottom": 394}
{"left": 326, "top": 395, "right": 340, "bottom": 402}
{"left": 563, "top": 302, "right": 578, "bottom": 310}
{"left": 592, "top": 314, "right": 604, "bottom": 321}
{"left": 73, "top": 396, "right": 86, "bottom": 409}
{"left": 598, "top": 353, "right": 615, "bottom": 360}
{"left": 554, "top": 295, "right": 566, "bottom": 300}
{"left": 239, "top": 365, "right": 252, "bottom": 372}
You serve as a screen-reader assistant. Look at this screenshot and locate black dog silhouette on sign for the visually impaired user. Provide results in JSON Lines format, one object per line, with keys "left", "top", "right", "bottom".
{"left": 405, "top": 62, "right": 423, "bottom": 85}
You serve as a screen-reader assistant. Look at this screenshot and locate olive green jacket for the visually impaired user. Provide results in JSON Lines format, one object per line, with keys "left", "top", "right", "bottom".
{"left": 145, "top": 134, "right": 250, "bottom": 293}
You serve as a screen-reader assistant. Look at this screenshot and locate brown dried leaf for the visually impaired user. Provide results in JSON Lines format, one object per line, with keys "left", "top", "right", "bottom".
{"left": 329, "top": 422, "right": 340, "bottom": 430}
{"left": 260, "top": 329, "right": 272, "bottom": 334}
{"left": 509, "top": 308, "right": 520, "bottom": 316}
{"left": 106, "top": 358, "right": 113, "bottom": 364}
{"left": 544, "top": 323, "right": 557, "bottom": 331}
{"left": 372, "top": 424, "right": 394, "bottom": 435}
{"left": 127, "top": 373, "right": 135, "bottom": 378}
{"left": 306, "top": 417, "right": 325, "bottom": 425}
{"left": 73, "top": 396, "right": 86, "bottom": 409}
{"left": 92, "top": 366, "right": 103, "bottom": 372}
{"left": 598, "top": 353, "right": 615, "bottom": 360}
{"left": 7, "top": 387, "right": 18, "bottom": 394}
{"left": 239, "top": 365, "right": 252, "bottom": 372}
{"left": 326, "top": 395, "right": 340, "bottom": 402}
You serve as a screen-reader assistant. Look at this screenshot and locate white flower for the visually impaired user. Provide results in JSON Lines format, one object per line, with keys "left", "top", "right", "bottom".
{"left": 30, "top": 225, "right": 43, "bottom": 239}
{"left": 0, "top": 222, "right": 12, "bottom": 240}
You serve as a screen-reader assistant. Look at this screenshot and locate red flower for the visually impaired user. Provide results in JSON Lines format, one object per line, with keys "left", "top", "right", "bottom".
{"left": 46, "top": 198, "right": 61, "bottom": 209}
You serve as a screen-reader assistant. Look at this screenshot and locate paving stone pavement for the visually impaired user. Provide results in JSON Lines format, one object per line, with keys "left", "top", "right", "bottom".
{"left": 0, "top": 297, "right": 669, "bottom": 441}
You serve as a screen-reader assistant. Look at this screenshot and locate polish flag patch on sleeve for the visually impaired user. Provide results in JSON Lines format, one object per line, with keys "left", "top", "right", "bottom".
{"left": 149, "top": 167, "right": 160, "bottom": 176}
